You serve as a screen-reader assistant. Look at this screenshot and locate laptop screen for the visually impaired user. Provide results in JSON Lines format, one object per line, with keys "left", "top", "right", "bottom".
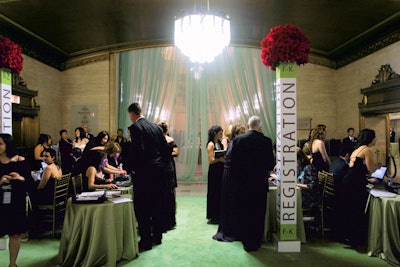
{"left": 370, "top": 166, "right": 387, "bottom": 179}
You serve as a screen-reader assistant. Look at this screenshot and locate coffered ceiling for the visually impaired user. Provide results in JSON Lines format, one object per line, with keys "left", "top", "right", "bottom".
{"left": 0, "top": 0, "right": 400, "bottom": 70}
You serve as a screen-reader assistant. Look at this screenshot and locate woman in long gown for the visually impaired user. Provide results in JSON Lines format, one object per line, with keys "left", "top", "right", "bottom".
{"left": 213, "top": 124, "right": 246, "bottom": 241}
{"left": 342, "top": 128, "right": 378, "bottom": 248}
{"left": 310, "top": 124, "right": 330, "bottom": 172}
{"left": 206, "top": 125, "right": 225, "bottom": 224}
{"left": 159, "top": 122, "right": 179, "bottom": 232}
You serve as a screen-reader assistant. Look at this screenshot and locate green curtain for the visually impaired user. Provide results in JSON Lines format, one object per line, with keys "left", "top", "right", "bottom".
{"left": 117, "top": 46, "right": 276, "bottom": 181}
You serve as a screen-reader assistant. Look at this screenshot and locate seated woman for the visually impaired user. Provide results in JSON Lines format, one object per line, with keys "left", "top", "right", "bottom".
{"left": 103, "top": 141, "right": 125, "bottom": 183}
{"left": 32, "top": 133, "right": 51, "bottom": 171}
{"left": 36, "top": 148, "right": 63, "bottom": 204}
{"left": 81, "top": 150, "right": 118, "bottom": 191}
{"left": 296, "top": 148, "right": 321, "bottom": 209}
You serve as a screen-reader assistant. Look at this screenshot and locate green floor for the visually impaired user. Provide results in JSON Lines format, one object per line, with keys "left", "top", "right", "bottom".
{"left": 0, "top": 196, "right": 389, "bottom": 267}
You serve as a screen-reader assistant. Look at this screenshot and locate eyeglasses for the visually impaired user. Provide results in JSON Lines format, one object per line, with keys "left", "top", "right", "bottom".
{"left": 43, "top": 155, "right": 51, "bottom": 158}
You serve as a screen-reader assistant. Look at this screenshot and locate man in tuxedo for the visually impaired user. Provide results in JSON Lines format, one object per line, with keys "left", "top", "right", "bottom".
{"left": 342, "top": 127, "right": 357, "bottom": 156}
{"left": 229, "top": 116, "right": 274, "bottom": 252}
{"left": 329, "top": 146, "right": 349, "bottom": 241}
{"left": 128, "top": 103, "right": 170, "bottom": 251}
{"left": 389, "top": 127, "right": 395, "bottom": 143}
{"left": 82, "top": 124, "right": 94, "bottom": 139}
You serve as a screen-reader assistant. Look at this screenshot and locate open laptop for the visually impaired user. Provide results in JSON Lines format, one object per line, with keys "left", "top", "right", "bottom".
{"left": 370, "top": 166, "right": 387, "bottom": 180}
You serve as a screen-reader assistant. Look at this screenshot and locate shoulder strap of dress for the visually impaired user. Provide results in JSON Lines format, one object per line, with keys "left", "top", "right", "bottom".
{"left": 355, "top": 145, "right": 368, "bottom": 157}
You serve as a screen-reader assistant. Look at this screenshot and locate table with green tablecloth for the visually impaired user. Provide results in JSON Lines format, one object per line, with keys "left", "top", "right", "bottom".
{"left": 368, "top": 191, "right": 400, "bottom": 266}
{"left": 264, "top": 186, "right": 306, "bottom": 243}
{"left": 57, "top": 194, "right": 138, "bottom": 267}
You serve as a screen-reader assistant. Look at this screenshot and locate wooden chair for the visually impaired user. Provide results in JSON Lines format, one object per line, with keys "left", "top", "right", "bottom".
{"left": 36, "top": 173, "right": 71, "bottom": 237}
{"left": 318, "top": 171, "right": 335, "bottom": 237}
{"left": 71, "top": 174, "right": 83, "bottom": 196}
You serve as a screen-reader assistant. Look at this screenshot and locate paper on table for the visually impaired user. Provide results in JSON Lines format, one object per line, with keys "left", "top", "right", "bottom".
{"left": 106, "top": 191, "right": 122, "bottom": 197}
{"left": 75, "top": 196, "right": 100, "bottom": 201}
{"left": 369, "top": 189, "right": 397, "bottom": 198}
{"left": 108, "top": 197, "right": 132, "bottom": 204}
{"left": 79, "top": 191, "right": 105, "bottom": 197}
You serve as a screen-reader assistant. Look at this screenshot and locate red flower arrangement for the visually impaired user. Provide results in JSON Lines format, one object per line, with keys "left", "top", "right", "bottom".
{"left": 0, "top": 36, "right": 23, "bottom": 74}
{"left": 260, "top": 24, "right": 310, "bottom": 71}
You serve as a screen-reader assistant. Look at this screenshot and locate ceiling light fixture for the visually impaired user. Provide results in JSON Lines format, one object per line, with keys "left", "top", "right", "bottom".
{"left": 174, "top": 0, "right": 230, "bottom": 64}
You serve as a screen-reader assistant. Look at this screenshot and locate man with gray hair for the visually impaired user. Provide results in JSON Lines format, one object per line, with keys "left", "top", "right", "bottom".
{"left": 229, "top": 115, "right": 274, "bottom": 252}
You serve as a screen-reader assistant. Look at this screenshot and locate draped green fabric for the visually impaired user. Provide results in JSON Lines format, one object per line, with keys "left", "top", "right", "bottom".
{"left": 117, "top": 46, "right": 276, "bottom": 181}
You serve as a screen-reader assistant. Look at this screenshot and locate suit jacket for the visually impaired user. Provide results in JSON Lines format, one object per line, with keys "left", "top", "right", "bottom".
{"left": 342, "top": 136, "right": 357, "bottom": 155}
{"left": 230, "top": 130, "right": 274, "bottom": 193}
{"left": 129, "top": 117, "right": 169, "bottom": 174}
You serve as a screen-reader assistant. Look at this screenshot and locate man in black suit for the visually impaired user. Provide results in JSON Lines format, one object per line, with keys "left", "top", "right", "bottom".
{"left": 342, "top": 127, "right": 357, "bottom": 156}
{"left": 329, "top": 147, "right": 349, "bottom": 241}
{"left": 128, "top": 103, "right": 170, "bottom": 251}
{"left": 229, "top": 116, "right": 274, "bottom": 252}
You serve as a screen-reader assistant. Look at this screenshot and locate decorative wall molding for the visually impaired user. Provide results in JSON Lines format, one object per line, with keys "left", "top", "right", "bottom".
{"left": 17, "top": 30, "right": 400, "bottom": 71}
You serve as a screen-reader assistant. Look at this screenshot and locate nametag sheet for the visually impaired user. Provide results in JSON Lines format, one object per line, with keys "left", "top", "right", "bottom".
{"left": 370, "top": 189, "right": 397, "bottom": 198}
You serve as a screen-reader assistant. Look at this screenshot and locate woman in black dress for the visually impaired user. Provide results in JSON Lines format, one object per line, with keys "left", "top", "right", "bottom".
{"left": 206, "top": 125, "right": 225, "bottom": 224}
{"left": 213, "top": 124, "right": 246, "bottom": 241}
{"left": 0, "top": 134, "right": 30, "bottom": 267}
{"left": 159, "top": 122, "right": 179, "bottom": 231}
{"left": 310, "top": 124, "right": 330, "bottom": 172}
{"left": 342, "top": 129, "right": 378, "bottom": 248}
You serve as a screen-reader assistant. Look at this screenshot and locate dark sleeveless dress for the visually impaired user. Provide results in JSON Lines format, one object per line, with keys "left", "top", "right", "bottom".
{"left": 206, "top": 142, "right": 224, "bottom": 223}
{"left": 37, "top": 178, "right": 55, "bottom": 205}
{"left": 342, "top": 155, "right": 369, "bottom": 247}
{"left": 312, "top": 151, "right": 329, "bottom": 172}
{"left": 0, "top": 160, "right": 29, "bottom": 236}
{"left": 213, "top": 140, "right": 240, "bottom": 241}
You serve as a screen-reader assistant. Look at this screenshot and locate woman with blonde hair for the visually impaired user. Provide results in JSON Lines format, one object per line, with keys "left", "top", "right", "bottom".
{"left": 310, "top": 124, "right": 330, "bottom": 172}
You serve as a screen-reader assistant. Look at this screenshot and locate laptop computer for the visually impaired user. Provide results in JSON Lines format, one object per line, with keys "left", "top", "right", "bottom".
{"left": 370, "top": 166, "right": 387, "bottom": 179}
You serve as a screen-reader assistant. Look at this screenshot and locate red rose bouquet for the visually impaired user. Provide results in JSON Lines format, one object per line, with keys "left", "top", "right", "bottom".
{"left": 0, "top": 37, "right": 23, "bottom": 74}
{"left": 260, "top": 24, "right": 310, "bottom": 71}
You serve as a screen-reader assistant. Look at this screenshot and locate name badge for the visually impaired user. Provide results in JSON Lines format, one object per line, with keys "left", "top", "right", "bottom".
{"left": 2, "top": 192, "right": 11, "bottom": 204}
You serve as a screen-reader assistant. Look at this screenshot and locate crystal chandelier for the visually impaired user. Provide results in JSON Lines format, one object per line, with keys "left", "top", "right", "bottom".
{"left": 174, "top": 1, "right": 230, "bottom": 64}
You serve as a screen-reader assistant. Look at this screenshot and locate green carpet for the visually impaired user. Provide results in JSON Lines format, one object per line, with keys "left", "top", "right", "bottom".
{"left": 0, "top": 196, "right": 389, "bottom": 267}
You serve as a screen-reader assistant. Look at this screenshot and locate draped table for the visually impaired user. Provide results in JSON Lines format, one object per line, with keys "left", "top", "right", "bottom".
{"left": 57, "top": 194, "right": 138, "bottom": 267}
{"left": 264, "top": 186, "right": 306, "bottom": 243}
{"left": 368, "top": 190, "right": 400, "bottom": 266}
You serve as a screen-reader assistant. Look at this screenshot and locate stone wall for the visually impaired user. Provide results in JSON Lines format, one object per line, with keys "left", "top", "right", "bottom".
{"left": 18, "top": 43, "right": 400, "bottom": 144}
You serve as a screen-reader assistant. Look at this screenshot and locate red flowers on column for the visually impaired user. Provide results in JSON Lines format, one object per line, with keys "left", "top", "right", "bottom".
{"left": 260, "top": 24, "right": 310, "bottom": 71}
{"left": 0, "top": 37, "right": 23, "bottom": 74}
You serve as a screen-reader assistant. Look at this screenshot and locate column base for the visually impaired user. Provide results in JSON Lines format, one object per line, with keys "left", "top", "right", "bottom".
{"left": 272, "top": 233, "right": 301, "bottom": 252}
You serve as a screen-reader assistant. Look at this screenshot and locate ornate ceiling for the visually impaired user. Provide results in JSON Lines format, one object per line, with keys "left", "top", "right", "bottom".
{"left": 0, "top": 0, "right": 400, "bottom": 70}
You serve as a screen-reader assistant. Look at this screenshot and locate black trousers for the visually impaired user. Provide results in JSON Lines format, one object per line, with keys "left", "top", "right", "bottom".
{"left": 133, "top": 167, "right": 164, "bottom": 246}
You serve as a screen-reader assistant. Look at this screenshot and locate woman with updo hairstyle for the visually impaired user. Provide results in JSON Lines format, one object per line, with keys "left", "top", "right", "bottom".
{"left": 206, "top": 125, "right": 225, "bottom": 225}
{"left": 342, "top": 128, "right": 379, "bottom": 249}
{"left": 310, "top": 124, "right": 330, "bottom": 172}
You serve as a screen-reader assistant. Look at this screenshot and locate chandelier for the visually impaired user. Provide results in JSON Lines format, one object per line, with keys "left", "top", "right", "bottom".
{"left": 174, "top": 2, "right": 230, "bottom": 63}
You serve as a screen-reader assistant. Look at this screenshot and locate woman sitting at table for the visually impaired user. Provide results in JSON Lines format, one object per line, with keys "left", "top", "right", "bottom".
{"left": 36, "top": 148, "right": 63, "bottom": 204}
{"left": 296, "top": 148, "right": 320, "bottom": 209}
{"left": 81, "top": 150, "right": 118, "bottom": 191}
{"left": 342, "top": 128, "right": 379, "bottom": 249}
{"left": 32, "top": 133, "right": 51, "bottom": 171}
{"left": 102, "top": 141, "right": 125, "bottom": 183}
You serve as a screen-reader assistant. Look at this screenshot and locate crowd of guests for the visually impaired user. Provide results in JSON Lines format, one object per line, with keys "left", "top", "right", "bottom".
{"left": 1, "top": 106, "right": 386, "bottom": 265}
{"left": 0, "top": 103, "right": 180, "bottom": 266}
{"left": 300, "top": 125, "right": 381, "bottom": 249}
